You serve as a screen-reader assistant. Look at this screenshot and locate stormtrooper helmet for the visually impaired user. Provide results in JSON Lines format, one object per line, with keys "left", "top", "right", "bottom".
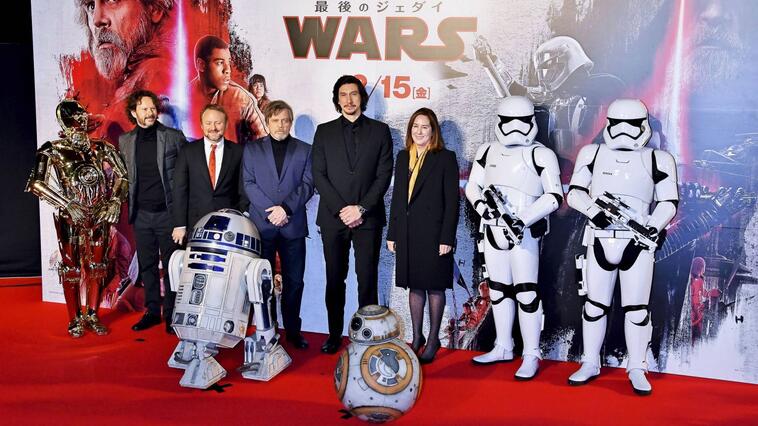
{"left": 495, "top": 96, "right": 537, "bottom": 147}
{"left": 602, "top": 98, "right": 652, "bottom": 151}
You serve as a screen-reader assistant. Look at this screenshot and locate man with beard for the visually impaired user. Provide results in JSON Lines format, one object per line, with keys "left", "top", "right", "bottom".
{"left": 75, "top": 0, "right": 174, "bottom": 136}
{"left": 687, "top": 0, "right": 751, "bottom": 90}
{"left": 685, "top": 0, "right": 758, "bottom": 154}
{"left": 119, "top": 90, "right": 187, "bottom": 333}
{"left": 190, "top": 35, "right": 267, "bottom": 144}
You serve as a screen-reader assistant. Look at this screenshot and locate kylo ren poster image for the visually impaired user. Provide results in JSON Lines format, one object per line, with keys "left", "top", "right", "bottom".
{"left": 30, "top": 0, "right": 756, "bottom": 383}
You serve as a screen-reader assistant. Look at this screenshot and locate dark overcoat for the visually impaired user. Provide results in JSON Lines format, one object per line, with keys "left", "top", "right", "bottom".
{"left": 387, "top": 148, "right": 459, "bottom": 290}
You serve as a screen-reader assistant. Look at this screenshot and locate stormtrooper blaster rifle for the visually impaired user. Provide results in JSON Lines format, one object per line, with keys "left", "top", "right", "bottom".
{"left": 594, "top": 191, "right": 659, "bottom": 251}
{"left": 482, "top": 184, "right": 524, "bottom": 245}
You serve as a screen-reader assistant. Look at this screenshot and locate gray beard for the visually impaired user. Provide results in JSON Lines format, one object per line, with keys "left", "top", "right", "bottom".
{"left": 686, "top": 47, "right": 743, "bottom": 90}
{"left": 686, "top": 24, "right": 746, "bottom": 91}
{"left": 88, "top": 13, "right": 152, "bottom": 81}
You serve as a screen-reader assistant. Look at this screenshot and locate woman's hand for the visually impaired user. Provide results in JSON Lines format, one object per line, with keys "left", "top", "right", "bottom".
{"left": 439, "top": 244, "right": 452, "bottom": 256}
{"left": 387, "top": 241, "right": 396, "bottom": 253}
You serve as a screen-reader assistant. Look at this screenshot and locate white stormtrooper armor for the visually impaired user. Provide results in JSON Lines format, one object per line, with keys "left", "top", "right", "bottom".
{"left": 465, "top": 96, "right": 562, "bottom": 380}
{"left": 566, "top": 99, "right": 678, "bottom": 395}
{"left": 166, "top": 209, "right": 291, "bottom": 389}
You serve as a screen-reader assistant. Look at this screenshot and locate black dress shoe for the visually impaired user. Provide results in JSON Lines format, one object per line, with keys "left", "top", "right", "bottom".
{"left": 410, "top": 335, "right": 426, "bottom": 355}
{"left": 132, "top": 312, "right": 162, "bottom": 331}
{"left": 320, "top": 336, "right": 342, "bottom": 354}
{"left": 419, "top": 340, "right": 441, "bottom": 364}
{"left": 286, "top": 333, "right": 309, "bottom": 349}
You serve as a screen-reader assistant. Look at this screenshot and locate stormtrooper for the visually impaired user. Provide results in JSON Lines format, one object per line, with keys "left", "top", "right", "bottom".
{"left": 167, "top": 209, "right": 291, "bottom": 389}
{"left": 566, "top": 99, "right": 678, "bottom": 395}
{"left": 465, "top": 96, "right": 562, "bottom": 380}
{"left": 473, "top": 35, "right": 624, "bottom": 160}
{"left": 26, "top": 99, "right": 128, "bottom": 338}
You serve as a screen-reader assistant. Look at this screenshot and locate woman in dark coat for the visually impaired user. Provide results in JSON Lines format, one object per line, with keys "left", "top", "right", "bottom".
{"left": 387, "top": 108, "right": 459, "bottom": 363}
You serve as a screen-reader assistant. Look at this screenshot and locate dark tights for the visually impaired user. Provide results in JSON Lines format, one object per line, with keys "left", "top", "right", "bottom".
{"left": 409, "top": 288, "right": 445, "bottom": 353}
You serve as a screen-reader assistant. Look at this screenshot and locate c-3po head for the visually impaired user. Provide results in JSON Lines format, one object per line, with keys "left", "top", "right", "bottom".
{"left": 56, "top": 99, "right": 90, "bottom": 151}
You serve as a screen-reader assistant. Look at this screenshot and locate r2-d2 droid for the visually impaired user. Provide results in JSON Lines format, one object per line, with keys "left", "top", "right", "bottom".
{"left": 167, "top": 209, "right": 291, "bottom": 389}
{"left": 334, "top": 305, "right": 422, "bottom": 423}
{"left": 567, "top": 99, "right": 678, "bottom": 395}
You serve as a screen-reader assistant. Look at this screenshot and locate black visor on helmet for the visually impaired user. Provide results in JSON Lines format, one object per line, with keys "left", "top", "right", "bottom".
{"left": 608, "top": 117, "right": 645, "bottom": 127}
{"left": 607, "top": 117, "right": 646, "bottom": 140}
{"left": 498, "top": 114, "right": 535, "bottom": 137}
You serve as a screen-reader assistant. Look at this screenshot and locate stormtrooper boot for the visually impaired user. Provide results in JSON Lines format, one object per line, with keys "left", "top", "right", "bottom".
{"left": 514, "top": 355, "right": 540, "bottom": 381}
{"left": 472, "top": 343, "right": 514, "bottom": 365}
{"left": 568, "top": 362, "right": 600, "bottom": 385}
{"left": 628, "top": 369, "right": 652, "bottom": 396}
{"left": 514, "top": 292, "right": 542, "bottom": 381}
{"left": 472, "top": 297, "right": 515, "bottom": 365}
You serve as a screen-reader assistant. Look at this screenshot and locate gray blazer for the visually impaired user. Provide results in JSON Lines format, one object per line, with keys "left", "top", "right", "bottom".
{"left": 118, "top": 123, "right": 187, "bottom": 224}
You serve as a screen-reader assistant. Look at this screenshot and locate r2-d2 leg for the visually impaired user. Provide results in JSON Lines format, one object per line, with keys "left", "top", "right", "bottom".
{"left": 239, "top": 258, "right": 292, "bottom": 381}
{"left": 167, "top": 340, "right": 196, "bottom": 370}
{"left": 167, "top": 341, "right": 226, "bottom": 389}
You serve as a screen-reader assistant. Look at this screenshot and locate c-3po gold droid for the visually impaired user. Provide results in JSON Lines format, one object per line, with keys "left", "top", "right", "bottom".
{"left": 26, "top": 99, "right": 128, "bottom": 338}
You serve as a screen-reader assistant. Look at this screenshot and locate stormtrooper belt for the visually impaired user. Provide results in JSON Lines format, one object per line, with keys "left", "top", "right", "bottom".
{"left": 592, "top": 229, "right": 635, "bottom": 239}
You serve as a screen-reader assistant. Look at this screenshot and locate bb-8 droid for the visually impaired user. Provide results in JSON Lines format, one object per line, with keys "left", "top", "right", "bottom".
{"left": 334, "top": 305, "right": 423, "bottom": 423}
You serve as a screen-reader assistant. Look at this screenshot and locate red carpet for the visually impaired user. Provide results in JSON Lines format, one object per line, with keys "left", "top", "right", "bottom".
{"left": 3, "top": 283, "right": 757, "bottom": 425}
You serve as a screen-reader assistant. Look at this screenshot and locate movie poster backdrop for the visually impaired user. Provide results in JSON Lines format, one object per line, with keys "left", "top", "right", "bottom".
{"left": 31, "top": 0, "right": 757, "bottom": 383}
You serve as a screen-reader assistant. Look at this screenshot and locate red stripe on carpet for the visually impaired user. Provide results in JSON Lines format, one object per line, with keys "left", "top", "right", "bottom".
{"left": 2, "top": 285, "right": 756, "bottom": 425}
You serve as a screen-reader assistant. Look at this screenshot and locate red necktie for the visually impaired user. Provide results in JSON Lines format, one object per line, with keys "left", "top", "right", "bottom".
{"left": 209, "top": 143, "right": 217, "bottom": 189}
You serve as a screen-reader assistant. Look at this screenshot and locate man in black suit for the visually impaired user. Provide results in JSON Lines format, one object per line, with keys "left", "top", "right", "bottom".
{"left": 119, "top": 90, "right": 187, "bottom": 333}
{"left": 171, "top": 104, "right": 248, "bottom": 247}
{"left": 312, "top": 75, "right": 394, "bottom": 353}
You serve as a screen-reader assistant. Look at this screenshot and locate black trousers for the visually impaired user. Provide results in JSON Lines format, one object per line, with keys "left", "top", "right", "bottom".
{"left": 261, "top": 235, "right": 306, "bottom": 334}
{"left": 321, "top": 226, "right": 382, "bottom": 337}
{"left": 133, "top": 209, "right": 177, "bottom": 318}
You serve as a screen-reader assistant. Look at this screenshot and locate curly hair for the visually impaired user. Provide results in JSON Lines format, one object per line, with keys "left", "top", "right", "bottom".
{"left": 125, "top": 90, "right": 161, "bottom": 125}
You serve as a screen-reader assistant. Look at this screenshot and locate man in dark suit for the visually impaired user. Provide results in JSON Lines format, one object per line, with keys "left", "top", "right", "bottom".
{"left": 171, "top": 104, "right": 248, "bottom": 246}
{"left": 119, "top": 90, "right": 187, "bottom": 333}
{"left": 312, "top": 75, "right": 394, "bottom": 353}
{"left": 242, "top": 100, "right": 314, "bottom": 349}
